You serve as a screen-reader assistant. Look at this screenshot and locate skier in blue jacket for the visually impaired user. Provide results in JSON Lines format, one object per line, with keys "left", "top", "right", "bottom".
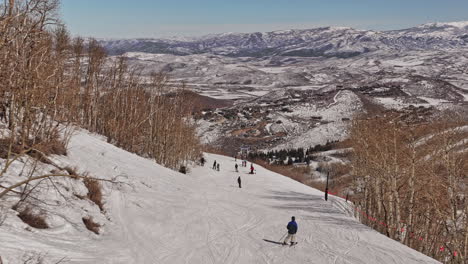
{"left": 283, "top": 216, "right": 298, "bottom": 245}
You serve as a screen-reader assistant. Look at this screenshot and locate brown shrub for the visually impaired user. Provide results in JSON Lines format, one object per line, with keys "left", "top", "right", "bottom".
{"left": 292, "top": 165, "right": 312, "bottom": 175}
{"left": 202, "top": 145, "right": 231, "bottom": 156}
{"left": 0, "top": 132, "right": 67, "bottom": 161}
{"left": 333, "top": 138, "right": 353, "bottom": 149}
{"left": 253, "top": 159, "right": 307, "bottom": 184}
{"left": 82, "top": 217, "right": 100, "bottom": 234}
{"left": 26, "top": 149, "right": 53, "bottom": 165}
{"left": 74, "top": 193, "right": 86, "bottom": 200}
{"left": 84, "top": 178, "right": 104, "bottom": 211}
{"left": 64, "top": 166, "right": 78, "bottom": 176}
{"left": 251, "top": 159, "right": 330, "bottom": 193}
{"left": 34, "top": 136, "right": 67, "bottom": 156}
{"left": 0, "top": 138, "right": 25, "bottom": 159}
{"left": 329, "top": 150, "right": 352, "bottom": 160}
{"left": 316, "top": 162, "right": 329, "bottom": 173}
{"left": 307, "top": 180, "right": 326, "bottom": 192}
{"left": 17, "top": 207, "right": 48, "bottom": 229}
{"left": 329, "top": 162, "right": 351, "bottom": 177}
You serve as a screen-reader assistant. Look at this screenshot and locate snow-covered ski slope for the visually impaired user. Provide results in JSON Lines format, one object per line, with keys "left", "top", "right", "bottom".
{"left": 0, "top": 131, "right": 439, "bottom": 263}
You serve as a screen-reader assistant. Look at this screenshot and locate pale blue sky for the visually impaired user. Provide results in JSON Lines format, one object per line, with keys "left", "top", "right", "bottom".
{"left": 61, "top": 0, "right": 468, "bottom": 38}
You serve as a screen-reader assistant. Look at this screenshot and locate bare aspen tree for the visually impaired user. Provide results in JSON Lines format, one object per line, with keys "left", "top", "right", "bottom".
{"left": 0, "top": 0, "right": 201, "bottom": 202}
{"left": 350, "top": 112, "right": 467, "bottom": 263}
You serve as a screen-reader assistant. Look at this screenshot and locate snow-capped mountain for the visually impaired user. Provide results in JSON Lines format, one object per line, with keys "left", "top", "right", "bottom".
{"left": 100, "top": 21, "right": 468, "bottom": 57}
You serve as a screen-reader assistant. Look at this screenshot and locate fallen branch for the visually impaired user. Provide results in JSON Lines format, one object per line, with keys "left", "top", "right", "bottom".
{"left": 0, "top": 147, "right": 32, "bottom": 177}
{"left": 0, "top": 174, "right": 118, "bottom": 200}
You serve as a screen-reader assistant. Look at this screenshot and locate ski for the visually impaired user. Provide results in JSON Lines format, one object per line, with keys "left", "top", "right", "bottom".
{"left": 280, "top": 242, "right": 298, "bottom": 246}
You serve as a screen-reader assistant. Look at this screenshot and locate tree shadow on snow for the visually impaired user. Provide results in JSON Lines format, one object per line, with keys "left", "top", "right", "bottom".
{"left": 261, "top": 190, "right": 368, "bottom": 230}
{"left": 261, "top": 190, "right": 324, "bottom": 202}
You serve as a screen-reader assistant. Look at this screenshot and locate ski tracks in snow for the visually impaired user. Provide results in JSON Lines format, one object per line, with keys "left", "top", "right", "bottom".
{"left": 108, "top": 191, "right": 159, "bottom": 263}
{"left": 155, "top": 166, "right": 269, "bottom": 264}
{"left": 192, "top": 167, "right": 271, "bottom": 264}
{"left": 332, "top": 229, "right": 361, "bottom": 264}
{"left": 1, "top": 130, "right": 440, "bottom": 263}
{"left": 97, "top": 151, "right": 439, "bottom": 264}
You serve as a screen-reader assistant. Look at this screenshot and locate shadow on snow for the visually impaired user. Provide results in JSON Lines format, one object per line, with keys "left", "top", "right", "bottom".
{"left": 260, "top": 190, "right": 369, "bottom": 231}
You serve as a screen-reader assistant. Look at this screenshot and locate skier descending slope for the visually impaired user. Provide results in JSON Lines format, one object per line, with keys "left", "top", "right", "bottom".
{"left": 283, "top": 216, "right": 298, "bottom": 246}
{"left": 237, "top": 176, "right": 242, "bottom": 188}
{"left": 213, "top": 160, "right": 217, "bottom": 170}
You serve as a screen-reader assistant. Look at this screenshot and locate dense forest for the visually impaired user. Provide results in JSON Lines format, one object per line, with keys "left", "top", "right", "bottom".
{"left": 247, "top": 141, "right": 338, "bottom": 164}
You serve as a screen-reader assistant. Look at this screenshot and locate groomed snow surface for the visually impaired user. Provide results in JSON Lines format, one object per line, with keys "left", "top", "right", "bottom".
{"left": 0, "top": 131, "right": 439, "bottom": 263}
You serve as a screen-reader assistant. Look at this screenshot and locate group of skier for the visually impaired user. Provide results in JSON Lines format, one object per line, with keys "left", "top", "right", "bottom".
{"left": 207, "top": 158, "right": 254, "bottom": 175}
{"left": 204, "top": 159, "right": 253, "bottom": 175}
{"left": 212, "top": 160, "right": 220, "bottom": 171}
{"left": 235, "top": 162, "right": 254, "bottom": 174}
{"left": 201, "top": 155, "right": 299, "bottom": 246}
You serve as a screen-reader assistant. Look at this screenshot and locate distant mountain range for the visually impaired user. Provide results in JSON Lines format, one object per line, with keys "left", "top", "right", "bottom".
{"left": 96, "top": 22, "right": 468, "bottom": 153}
{"left": 99, "top": 21, "right": 468, "bottom": 58}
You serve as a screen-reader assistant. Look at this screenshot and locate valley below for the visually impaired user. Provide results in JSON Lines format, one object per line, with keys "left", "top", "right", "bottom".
{"left": 112, "top": 46, "right": 468, "bottom": 154}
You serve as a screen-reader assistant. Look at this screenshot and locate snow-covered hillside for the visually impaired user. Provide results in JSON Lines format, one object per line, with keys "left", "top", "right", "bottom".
{"left": 98, "top": 22, "right": 468, "bottom": 153}
{"left": 0, "top": 130, "right": 440, "bottom": 263}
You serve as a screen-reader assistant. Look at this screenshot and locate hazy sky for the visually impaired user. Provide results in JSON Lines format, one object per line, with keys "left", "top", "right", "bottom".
{"left": 61, "top": 0, "right": 468, "bottom": 38}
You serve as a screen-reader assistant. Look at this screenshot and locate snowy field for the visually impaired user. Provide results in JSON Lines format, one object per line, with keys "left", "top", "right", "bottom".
{"left": 0, "top": 131, "right": 439, "bottom": 263}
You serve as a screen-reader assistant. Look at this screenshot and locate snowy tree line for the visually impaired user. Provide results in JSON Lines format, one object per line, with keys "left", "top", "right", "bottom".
{"left": 247, "top": 141, "right": 338, "bottom": 165}
{"left": 0, "top": 0, "right": 202, "bottom": 220}
{"left": 349, "top": 113, "right": 467, "bottom": 263}
{"left": 0, "top": 0, "right": 201, "bottom": 171}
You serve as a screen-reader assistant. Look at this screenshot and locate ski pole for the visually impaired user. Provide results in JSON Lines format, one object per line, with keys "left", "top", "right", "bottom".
{"left": 278, "top": 232, "right": 288, "bottom": 242}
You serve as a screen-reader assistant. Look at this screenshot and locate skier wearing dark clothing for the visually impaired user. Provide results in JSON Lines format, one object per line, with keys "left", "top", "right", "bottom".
{"left": 250, "top": 164, "right": 254, "bottom": 174}
{"left": 200, "top": 157, "right": 205, "bottom": 166}
{"left": 235, "top": 163, "right": 238, "bottom": 172}
{"left": 217, "top": 163, "right": 220, "bottom": 171}
{"left": 213, "top": 160, "right": 217, "bottom": 170}
{"left": 237, "top": 176, "right": 241, "bottom": 188}
{"left": 283, "top": 216, "right": 298, "bottom": 245}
